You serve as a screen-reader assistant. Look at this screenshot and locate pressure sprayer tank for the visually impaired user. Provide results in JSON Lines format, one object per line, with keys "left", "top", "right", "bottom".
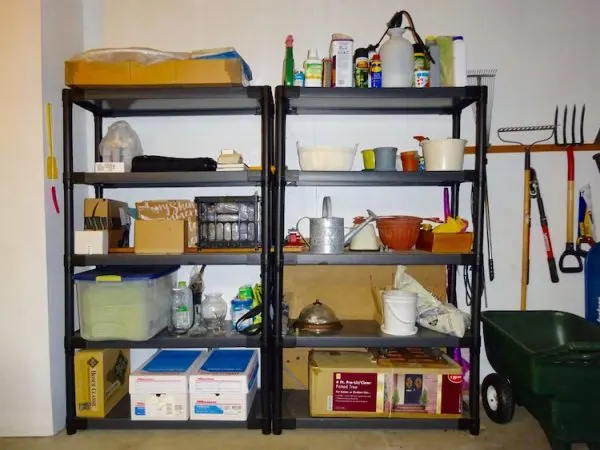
{"left": 379, "top": 27, "right": 414, "bottom": 87}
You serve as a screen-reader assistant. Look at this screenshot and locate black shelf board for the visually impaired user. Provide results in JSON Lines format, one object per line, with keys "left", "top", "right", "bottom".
{"left": 72, "top": 252, "right": 262, "bottom": 266}
{"left": 285, "top": 170, "right": 476, "bottom": 187}
{"left": 283, "top": 251, "right": 474, "bottom": 266}
{"left": 68, "top": 86, "right": 264, "bottom": 117}
{"left": 280, "top": 86, "right": 484, "bottom": 115}
{"left": 283, "top": 320, "right": 471, "bottom": 348}
{"left": 75, "top": 392, "right": 264, "bottom": 430}
{"left": 71, "top": 325, "right": 259, "bottom": 349}
{"left": 72, "top": 171, "right": 262, "bottom": 188}
{"left": 281, "top": 390, "right": 471, "bottom": 430}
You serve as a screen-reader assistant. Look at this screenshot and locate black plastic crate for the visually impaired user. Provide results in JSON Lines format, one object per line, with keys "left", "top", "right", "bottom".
{"left": 195, "top": 195, "right": 261, "bottom": 249}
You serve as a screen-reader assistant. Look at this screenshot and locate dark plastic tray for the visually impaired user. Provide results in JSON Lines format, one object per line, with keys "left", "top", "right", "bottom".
{"left": 482, "top": 310, "right": 600, "bottom": 398}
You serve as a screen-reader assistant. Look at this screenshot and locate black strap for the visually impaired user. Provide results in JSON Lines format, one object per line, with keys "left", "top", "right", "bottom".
{"left": 235, "top": 305, "right": 262, "bottom": 336}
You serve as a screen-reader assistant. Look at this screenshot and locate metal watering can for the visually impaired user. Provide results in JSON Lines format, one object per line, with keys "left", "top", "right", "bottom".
{"left": 296, "top": 197, "right": 376, "bottom": 254}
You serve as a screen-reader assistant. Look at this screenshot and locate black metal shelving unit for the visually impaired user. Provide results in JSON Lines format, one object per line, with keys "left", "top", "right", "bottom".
{"left": 272, "top": 86, "right": 487, "bottom": 435}
{"left": 62, "top": 86, "right": 273, "bottom": 434}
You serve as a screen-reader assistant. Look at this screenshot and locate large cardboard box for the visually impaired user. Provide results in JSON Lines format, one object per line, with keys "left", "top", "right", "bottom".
{"left": 188, "top": 349, "right": 259, "bottom": 421}
{"left": 136, "top": 200, "right": 197, "bottom": 247}
{"left": 309, "top": 349, "right": 462, "bottom": 419}
{"left": 65, "top": 59, "right": 247, "bottom": 87}
{"left": 84, "top": 198, "right": 130, "bottom": 249}
{"left": 75, "top": 349, "right": 130, "bottom": 418}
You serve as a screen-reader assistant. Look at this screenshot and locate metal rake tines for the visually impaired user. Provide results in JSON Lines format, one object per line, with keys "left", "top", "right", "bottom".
{"left": 554, "top": 104, "right": 585, "bottom": 146}
{"left": 497, "top": 125, "right": 555, "bottom": 148}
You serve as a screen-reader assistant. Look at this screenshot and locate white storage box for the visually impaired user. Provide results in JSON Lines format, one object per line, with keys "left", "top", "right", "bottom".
{"left": 189, "top": 349, "right": 259, "bottom": 421}
{"left": 73, "top": 266, "right": 178, "bottom": 341}
{"left": 130, "top": 350, "right": 205, "bottom": 421}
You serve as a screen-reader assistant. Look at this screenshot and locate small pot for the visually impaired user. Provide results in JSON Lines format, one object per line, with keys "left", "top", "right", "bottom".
{"left": 293, "top": 300, "right": 342, "bottom": 334}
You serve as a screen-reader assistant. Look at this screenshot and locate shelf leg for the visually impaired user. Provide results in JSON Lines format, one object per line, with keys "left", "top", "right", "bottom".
{"left": 469, "top": 88, "right": 488, "bottom": 437}
{"left": 93, "top": 115, "right": 103, "bottom": 198}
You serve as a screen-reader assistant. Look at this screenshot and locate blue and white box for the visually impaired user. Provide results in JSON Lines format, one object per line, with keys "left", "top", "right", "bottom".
{"left": 189, "top": 349, "right": 259, "bottom": 421}
{"left": 129, "top": 350, "right": 204, "bottom": 421}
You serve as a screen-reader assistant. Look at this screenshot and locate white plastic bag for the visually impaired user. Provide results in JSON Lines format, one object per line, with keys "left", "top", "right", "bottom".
{"left": 393, "top": 265, "right": 470, "bottom": 337}
{"left": 99, "top": 121, "right": 143, "bottom": 172}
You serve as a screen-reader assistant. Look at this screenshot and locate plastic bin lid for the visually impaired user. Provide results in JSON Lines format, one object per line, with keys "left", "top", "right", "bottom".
{"left": 73, "top": 265, "right": 179, "bottom": 281}
{"left": 142, "top": 350, "right": 203, "bottom": 373}
{"left": 200, "top": 349, "right": 255, "bottom": 373}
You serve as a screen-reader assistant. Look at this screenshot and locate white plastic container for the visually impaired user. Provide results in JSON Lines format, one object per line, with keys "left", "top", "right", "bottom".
{"left": 303, "top": 48, "right": 323, "bottom": 88}
{"left": 379, "top": 28, "right": 414, "bottom": 88}
{"left": 130, "top": 350, "right": 205, "bottom": 421}
{"left": 297, "top": 142, "right": 358, "bottom": 171}
{"left": 452, "top": 36, "right": 467, "bottom": 87}
{"left": 382, "top": 290, "right": 418, "bottom": 336}
{"left": 189, "top": 349, "right": 258, "bottom": 421}
{"left": 74, "top": 266, "right": 178, "bottom": 341}
{"left": 422, "top": 139, "right": 467, "bottom": 171}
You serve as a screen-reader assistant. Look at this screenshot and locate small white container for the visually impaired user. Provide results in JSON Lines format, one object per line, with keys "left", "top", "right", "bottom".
{"left": 303, "top": 48, "right": 323, "bottom": 88}
{"left": 189, "top": 349, "right": 259, "bottom": 421}
{"left": 452, "top": 36, "right": 467, "bottom": 87}
{"left": 382, "top": 290, "right": 418, "bottom": 336}
{"left": 297, "top": 142, "right": 357, "bottom": 171}
{"left": 329, "top": 34, "right": 354, "bottom": 87}
{"left": 422, "top": 139, "right": 467, "bottom": 171}
{"left": 74, "top": 266, "right": 177, "bottom": 341}
{"left": 130, "top": 350, "right": 205, "bottom": 421}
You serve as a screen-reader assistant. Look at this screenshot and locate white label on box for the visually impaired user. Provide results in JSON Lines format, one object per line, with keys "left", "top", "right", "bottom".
{"left": 192, "top": 378, "right": 243, "bottom": 394}
{"left": 95, "top": 162, "right": 125, "bottom": 173}
{"left": 192, "top": 398, "right": 243, "bottom": 417}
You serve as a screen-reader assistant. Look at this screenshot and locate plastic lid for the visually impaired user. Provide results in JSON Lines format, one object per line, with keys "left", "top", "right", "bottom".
{"left": 354, "top": 47, "right": 369, "bottom": 59}
{"left": 285, "top": 34, "right": 294, "bottom": 47}
{"left": 453, "top": 36, "right": 464, "bottom": 40}
{"left": 200, "top": 349, "right": 255, "bottom": 373}
{"left": 307, "top": 48, "right": 319, "bottom": 59}
{"left": 426, "top": 35, "right": 437, "bottom": 42}
{"left": 142, "top": 350, "right": 202, "bottom": 373}
{"left": 73, "top": 265, "right": 179, "bottom": 281}
{"left": 372, "top": 53, "right": 381, "bottom": 61}
{"left": 178, "top": 281, "right": 186, "bottom": 288}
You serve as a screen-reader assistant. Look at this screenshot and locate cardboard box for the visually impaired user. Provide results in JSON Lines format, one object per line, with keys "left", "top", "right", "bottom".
{"left": 75, "top": 349, "right": 129, "bottom": 418}
{"left": 75, "top": 230, "right": 109, "bottom": 255}
{"left": 136, "top": 200, "right": 197, "bottom": 247}
{"left": 134, "top": 219, "right": 187, "bottom": 254}
{"left": 130, "top": 350, "right": 205, "bottom": 421}
{"left": 309, "top": 349, "right": 462, "bottom": 419}
{"left": 65, "top": 58, "right": 247, "bottom": 87}
{"left": 84, "top": 198, "right": 130, "bottom": 249}
{"left": 188, "top": 349, "right": 259, "bottom": 421}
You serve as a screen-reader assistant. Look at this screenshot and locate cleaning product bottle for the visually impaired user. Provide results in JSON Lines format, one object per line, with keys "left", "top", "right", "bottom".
{"left": 452, "top": 36, "right": 467, "bottom": 86}
{"left": 370, "top": 54, "right": 382, "bottom": 88}
{"left": 283, "top": 34, "right": 295, "bottom": 86}
{"left": 379, "top": 27, "right": 413, "bottom": 87}
{"left": 303, "top": 48, "right": 322, "bottom": 87}
{"left": 426, "top": 36, "right": 440, "bottom": 87}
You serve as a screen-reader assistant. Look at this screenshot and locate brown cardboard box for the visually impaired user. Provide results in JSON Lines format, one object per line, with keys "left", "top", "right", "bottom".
{"left": 84, "top": 198, "right": 130, "bottom": 248}
{"left": 134, "top": 219, "right": 187, "bottom": 254}
{"left": 65, "top": 59, "right": 246, "bottom": 87}
{"left": 136, "top": 200, "right": 197, "bottom": 247}
{"left": 75, "top": 349, "right": 129, "bottom": 418}
{"left": 309, "top": 350, "right": 462, "bottom": 419}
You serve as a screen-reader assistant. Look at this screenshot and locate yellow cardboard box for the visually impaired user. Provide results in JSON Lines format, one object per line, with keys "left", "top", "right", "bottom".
{"left": 75, "top": 349, "right": 130, "bottom": 418}
{"left": 134, "top": 219, "right": 187, "bottom": 254}
{"left": 65, "top": 59, "right": 246, "bottom": 87}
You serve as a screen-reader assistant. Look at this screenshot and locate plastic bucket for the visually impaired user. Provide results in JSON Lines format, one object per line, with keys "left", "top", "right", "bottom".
{"left": 422, "top": 139, "right": 466, "bottom": 171}
{"left": 382, "top": 290, "right": 418, "bottom": 336}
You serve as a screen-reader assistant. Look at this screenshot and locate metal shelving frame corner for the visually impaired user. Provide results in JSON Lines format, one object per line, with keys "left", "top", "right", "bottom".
{"left": 62, "top": 85, "right": 274, "bottom": 435}
{"left": 271, "top": 86, "right": 487, "bottom": 435}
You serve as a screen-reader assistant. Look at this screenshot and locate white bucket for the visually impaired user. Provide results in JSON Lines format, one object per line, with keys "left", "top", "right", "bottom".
{"left": 422, "top": 138, "right": 466, "bottom": 171}
{"left": 382, "top": 290, "right": 418, "bottom": 336}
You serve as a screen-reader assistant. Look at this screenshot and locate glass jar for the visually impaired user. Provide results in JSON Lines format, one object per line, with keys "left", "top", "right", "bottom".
{"left": 201, "top": 293, "right": 228, "bottom": 335}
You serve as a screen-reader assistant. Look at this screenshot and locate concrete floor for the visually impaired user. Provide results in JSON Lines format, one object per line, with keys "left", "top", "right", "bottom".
{"left": 0, "top": 407, "right": 586, "bottom": 450}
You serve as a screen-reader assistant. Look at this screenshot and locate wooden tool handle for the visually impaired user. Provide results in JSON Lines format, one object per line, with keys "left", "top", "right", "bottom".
{"left": 520, "top": 169, "right": 531, "bottom": 311}
{"left": 566, "top": 145, "right": 575, "bottom": 242}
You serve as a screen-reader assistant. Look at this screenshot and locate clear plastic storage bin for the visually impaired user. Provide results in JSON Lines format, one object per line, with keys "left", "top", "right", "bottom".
{"left": 74, "top": 266, "right": 178, "bottom": 341}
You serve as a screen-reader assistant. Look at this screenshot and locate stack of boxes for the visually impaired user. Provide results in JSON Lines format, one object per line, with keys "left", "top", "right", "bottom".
{"left": 128, "top": 349, "right": 258, "bottom": 421}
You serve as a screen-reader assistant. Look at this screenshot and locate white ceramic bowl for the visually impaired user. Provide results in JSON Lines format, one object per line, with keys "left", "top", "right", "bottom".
{"left": 297, "top": 143, "right": 358, "bottom": 171}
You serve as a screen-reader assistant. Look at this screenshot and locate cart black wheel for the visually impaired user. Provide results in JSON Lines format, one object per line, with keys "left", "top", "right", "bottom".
{"left": 481, "top": 373, "right": 514, "bottom": 424}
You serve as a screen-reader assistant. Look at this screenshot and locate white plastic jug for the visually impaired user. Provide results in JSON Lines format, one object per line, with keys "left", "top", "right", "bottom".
{"left": 379, "top": 28, "right": 414, "bottom": 88}
{"left": 382, "top": 290, "right": 418, "bottom": 336}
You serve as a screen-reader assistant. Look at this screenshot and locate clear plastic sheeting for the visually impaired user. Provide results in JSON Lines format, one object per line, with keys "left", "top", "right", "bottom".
{"left": 70, "top": 47, "right": 189, "bottom": 65}
{"left": 99, "top": 121, "right": 143, "bottom": 172}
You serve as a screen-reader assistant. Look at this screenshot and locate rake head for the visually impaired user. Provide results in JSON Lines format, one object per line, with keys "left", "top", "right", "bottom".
{"left": 554, "top": 104, "right": 585, "bottom": 146}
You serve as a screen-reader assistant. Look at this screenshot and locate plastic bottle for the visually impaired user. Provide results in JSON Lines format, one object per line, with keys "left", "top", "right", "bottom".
{"left": 370, "top": 54, "right": 382, "bottom": 88}
{"left": 303, "top": 49, "right": 323, "bottom": 87}
{"left": 379, "top": 28, "right": 414, "bottom": 88}
{"left": 452, "top": 36, "right": 467, "bottom": 86}
{"left": 231, "top": 297, "right": 253, "bottom": 331}
{"left": 426, "top": 36, "right": 441, "bottom": 88}
{"left": 283, "top": 34, "right": 295, "bottom": 87}
{"left": 169, "top": 281, "right": 194, "bottom": 335}
{"left": 354, "top": 48, "right": 369, "bottom": 88}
